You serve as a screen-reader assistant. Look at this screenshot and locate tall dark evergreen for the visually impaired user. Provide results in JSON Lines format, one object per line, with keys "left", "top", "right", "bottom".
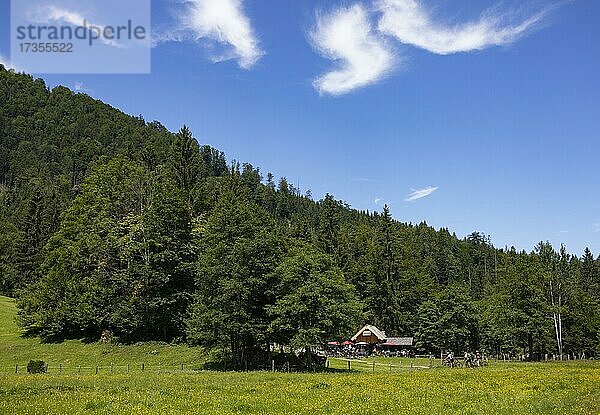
{"left": 169, "top": 126, "right": 202, "bottom": 207}
{"left": 317, "top": 194, "right": 340, "bottom": 259}
{"left": 581, "top": 247, "right": 599, "bottom": 298}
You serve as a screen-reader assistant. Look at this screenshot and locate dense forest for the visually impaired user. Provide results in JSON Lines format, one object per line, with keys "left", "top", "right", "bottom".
{"left": 1, "top": 65, "right": 599, "bottom": 367}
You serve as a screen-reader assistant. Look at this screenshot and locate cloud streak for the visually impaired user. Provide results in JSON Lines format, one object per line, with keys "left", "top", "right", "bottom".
{"left": 27, "top": 5, "right": 124, "bottom": 48}
{"left": 74, "top": 81, "right": 93, "bottom": 94}
{"left": 376, "top": 0, "right": 549, "bottom": 55}
{"left": 177, "top": 0, "right": 264, "bottom": 69}
{"left": 310, "top": 4, "right": 395, "bottom": 96}
{"left": 405, "top": 186, "right": 438, "bottom": 202}
{"left": 594, "top": 221, "right": 600, "bottom": 233}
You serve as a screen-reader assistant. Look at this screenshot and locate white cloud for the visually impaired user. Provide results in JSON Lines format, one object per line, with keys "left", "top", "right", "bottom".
{"left": 594, "top": 221, "right": 600, "bottom": 233}
{"left": 178, "top": 0, "right": 264, "bottom": 69}
{"left": 405, "top": 186, "right": 438, "bottom": 202}
{"left": 73, "top": 81, "right": 93, "bottom": 94}
{"left": 41, "top": 6, "right": 87, "bottom": 26}
{"left": 374, "top": 197, "right": 394, "bottom": 207}
{"left": 377, "top": 0, "right": 549, "bottom": 55}
{"left": 27, "top": 5, "right": 124, "bottom": 48}
{"left": 310, "top": 4, "right": 395, "bottom": 96}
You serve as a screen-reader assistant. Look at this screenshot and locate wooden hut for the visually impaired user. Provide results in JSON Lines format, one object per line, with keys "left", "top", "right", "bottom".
{"left": 351, "top": 325, "right": 387, "bottom": 345}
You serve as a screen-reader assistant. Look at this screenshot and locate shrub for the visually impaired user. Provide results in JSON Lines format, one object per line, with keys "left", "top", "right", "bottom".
{"left": 27, "top": 360, "right": 47, "bottom": 374}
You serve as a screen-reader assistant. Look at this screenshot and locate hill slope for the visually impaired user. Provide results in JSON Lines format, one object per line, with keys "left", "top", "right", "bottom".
{"left": 1, "top": 67, "right": 599, "bottom": 362}
{"left": 0, "top": 296, "right": 208, "bottom": 372}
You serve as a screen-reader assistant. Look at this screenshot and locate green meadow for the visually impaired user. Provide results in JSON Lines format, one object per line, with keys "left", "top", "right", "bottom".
{"left": 1, "top": 296, "right": 599, "bottom": 414}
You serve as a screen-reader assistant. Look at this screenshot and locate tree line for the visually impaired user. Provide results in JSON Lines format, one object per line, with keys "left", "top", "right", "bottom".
{"left": 1, "top": 66, "right": 599, "bottom": 368}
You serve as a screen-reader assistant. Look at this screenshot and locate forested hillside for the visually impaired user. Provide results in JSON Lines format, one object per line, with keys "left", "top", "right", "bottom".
{"left": 1, "top": 65, "right": 599, "bottom": 367}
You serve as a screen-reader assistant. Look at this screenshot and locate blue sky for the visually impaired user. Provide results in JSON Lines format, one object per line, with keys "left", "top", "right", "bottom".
{"left": 1, "top": 0, "right": 599, "bottom": 255}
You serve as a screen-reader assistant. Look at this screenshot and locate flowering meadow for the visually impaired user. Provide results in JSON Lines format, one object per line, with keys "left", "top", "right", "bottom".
{"left": 1, "top": 296, "right": 599, "bottom": 414}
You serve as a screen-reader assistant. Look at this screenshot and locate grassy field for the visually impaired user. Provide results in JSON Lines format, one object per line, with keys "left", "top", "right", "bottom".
{"left": 0, "top": 296, "right": 209, "bottom": 372}
{"left": 1, "top": 296, "right": 599, "bottom": 414}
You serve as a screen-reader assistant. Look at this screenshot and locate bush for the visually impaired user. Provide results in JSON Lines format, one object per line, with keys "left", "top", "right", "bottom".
{"left": 27, "top": 360, "right": 47, "bottom": 374}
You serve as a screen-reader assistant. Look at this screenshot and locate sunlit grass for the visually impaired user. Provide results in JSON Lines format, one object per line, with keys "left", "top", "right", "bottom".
{"left": 0, "top": 296, "right": 208, "bottom": 373}
{"left": 1, "top": 366, "right": 599, "bottom": 415}
{"left": 1, "top": 296, "right": 599, "bottom": 414}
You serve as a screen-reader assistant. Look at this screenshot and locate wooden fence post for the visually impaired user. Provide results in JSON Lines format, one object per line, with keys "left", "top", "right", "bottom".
{"left": 141, "top": 363, "right": 145, "bottom": 372}
{"left": 15, "top": 365, "right": 18, "bottom": 374}
{"left": 78, "top": 366, "right": 81, "bottom": 374}
{"left": 347, "top": 360, "right": 351, "bottom": 372}
{"left": 271, "top": 360, "right": 275, "bottom": 372}
{"left": 95, "top": 366, "right": 99, "bottom": 375}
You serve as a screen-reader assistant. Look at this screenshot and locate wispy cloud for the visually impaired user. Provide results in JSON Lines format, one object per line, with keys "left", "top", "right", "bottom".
{"left": 27, "top": 5, "right": 124, "bottom": 48}
{"left": 74, "top": 81, "right": 93, "bottom": 94}
{"left": 35, "top": 6, "right": 86, "bottom": 26}
{"left": 376, "top": 0, "right": 550, "bottom": 55}
{"left": 405, "top": 186, "right": 439, "bottom": 202}
{"left": 374, "top": 197, "right": 394, "bottom": 207}
{"left": 169, "top": 0, "right": 264, "bottom": 69}
{"left": 594, "top": 221, "right": 600, "bottom": 233}
{"left": 310, "top": 4, "right": 395, "bottom": 96}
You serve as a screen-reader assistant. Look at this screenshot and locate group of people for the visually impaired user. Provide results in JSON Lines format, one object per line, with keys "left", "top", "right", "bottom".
{"left": 325, "top": 345, "right": 412, "bottom": 359}
{"left": 444, "top": 350, "right": 487, "bottom": 368}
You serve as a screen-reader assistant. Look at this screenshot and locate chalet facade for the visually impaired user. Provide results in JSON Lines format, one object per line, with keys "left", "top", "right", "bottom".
{"left": 351, "top": 325, "right": 387, "bottom": 345}
{"left": 350, "top": 325, "right": 414, "bottom": 348}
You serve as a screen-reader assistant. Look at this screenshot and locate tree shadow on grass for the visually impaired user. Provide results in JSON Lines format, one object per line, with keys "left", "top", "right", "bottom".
{"left": 20, "top": 328, "right": 99, "bottom": 344}
{"left": 202, "top": 352, "right": 347, "bottom": 373}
